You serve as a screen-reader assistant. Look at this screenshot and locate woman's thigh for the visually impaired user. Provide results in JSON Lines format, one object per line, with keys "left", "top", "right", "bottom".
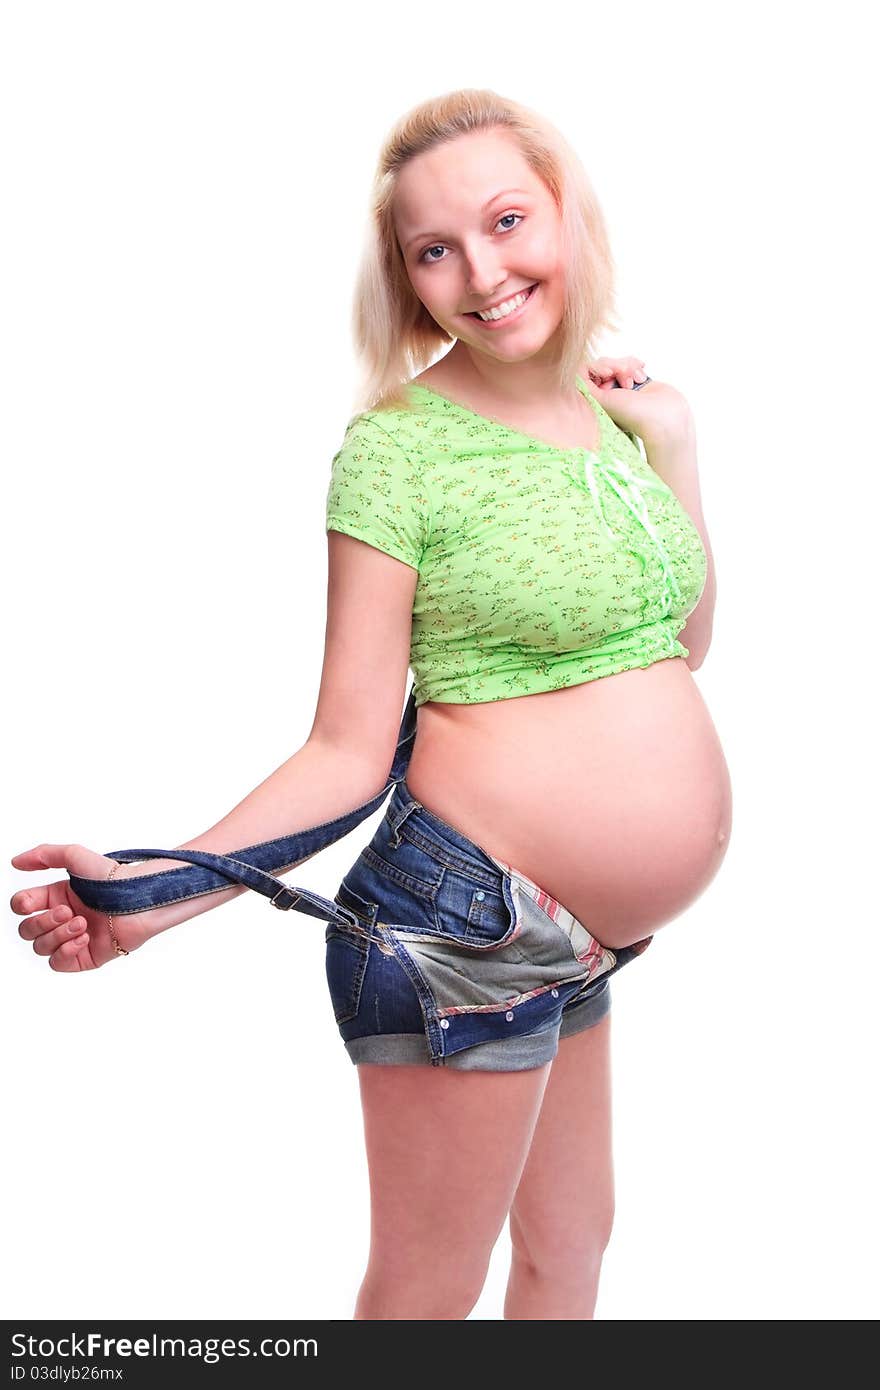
{"left": 356, "top": 1061, "right": 552, "bottom": 1280}
{"left": 508, "top": 1012, "right": 615, "bottom": 1264}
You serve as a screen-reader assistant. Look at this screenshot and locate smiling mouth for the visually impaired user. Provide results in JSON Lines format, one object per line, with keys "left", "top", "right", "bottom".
{"left": 465, "top": 282, "right": 538, "bottom": 321}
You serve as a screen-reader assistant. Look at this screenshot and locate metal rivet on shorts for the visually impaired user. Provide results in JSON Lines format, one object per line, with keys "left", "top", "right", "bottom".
{"left": 440, "top": 1018, "right": 450, "bottom": 1029}
{"left": 551, "top": 988, "right": 559, "bottom": 998}
{"left": 505, "top": 1010, "right": 514, "bottom": 1022}
{"left": 475, "top": 890, "right": 485, "bottom": 900}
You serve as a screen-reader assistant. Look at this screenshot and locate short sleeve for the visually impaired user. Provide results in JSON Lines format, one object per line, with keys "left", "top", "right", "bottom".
{"left": 325, "top": 413, "right": 429, "bottom": 570}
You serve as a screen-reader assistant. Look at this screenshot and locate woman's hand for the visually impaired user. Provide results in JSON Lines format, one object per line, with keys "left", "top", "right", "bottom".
{"left": 10, "top": 843, "right": 157, "bottom": 972}
{"left": 585, "top": 356, "right": 693, "bottom": 445}
{"left": 587, "top": 355, "right": 649, "bottom": 392}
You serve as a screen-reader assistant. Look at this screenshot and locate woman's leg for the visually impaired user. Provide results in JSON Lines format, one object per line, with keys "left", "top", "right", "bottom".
{"left": 504, "top": 1012, "right": 614, "bottom": 1319}
{"left": 354, "top": 1059, "right": 553, "bottom": 1320}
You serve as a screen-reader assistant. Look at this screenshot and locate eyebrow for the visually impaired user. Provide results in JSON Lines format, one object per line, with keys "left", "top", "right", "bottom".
{"left": 404, "top": 188, "right": 532, "bottom": 251}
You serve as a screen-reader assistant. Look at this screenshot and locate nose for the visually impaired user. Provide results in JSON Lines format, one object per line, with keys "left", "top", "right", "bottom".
{"left": 462, "top": 244, "right": 508, "bottom": 300}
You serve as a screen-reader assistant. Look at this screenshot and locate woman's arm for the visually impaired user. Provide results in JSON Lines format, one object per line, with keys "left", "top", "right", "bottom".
{"left": 641, "top": 412, "right": 717, "bottom": 671}
{"left": 122, "top": 738, "right": 401, "bottom": 936}
{"left": 583, "top": 362, "right": 717, "bottom": 670}
{"left": 140, "top": 525, "right": 420, "bottom": 933}
{"left": 11, "top": 530, "right": 418, "bottom": 966}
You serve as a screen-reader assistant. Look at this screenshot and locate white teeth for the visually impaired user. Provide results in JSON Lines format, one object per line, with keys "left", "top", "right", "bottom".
{"left": 476, "top": 287, "right": 532, "bottom": 321}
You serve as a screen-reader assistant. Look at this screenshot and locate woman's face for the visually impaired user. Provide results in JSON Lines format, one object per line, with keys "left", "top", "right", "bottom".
{"left": 392, "top": 128, "right": 568, "bottom": 366}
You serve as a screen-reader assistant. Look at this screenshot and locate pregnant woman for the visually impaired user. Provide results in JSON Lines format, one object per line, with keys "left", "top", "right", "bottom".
{"left": 10, "top": 88, "right": 732, "bottom": 1319}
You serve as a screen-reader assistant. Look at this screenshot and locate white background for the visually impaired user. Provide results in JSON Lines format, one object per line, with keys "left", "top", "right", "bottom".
{"left": 2, "top": 0, "right": 877, "bottom": 1321}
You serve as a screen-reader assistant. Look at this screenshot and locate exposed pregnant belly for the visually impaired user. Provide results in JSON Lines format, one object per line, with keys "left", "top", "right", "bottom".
{"left": 404, "top": 657, "right": 733, "bottom": 950}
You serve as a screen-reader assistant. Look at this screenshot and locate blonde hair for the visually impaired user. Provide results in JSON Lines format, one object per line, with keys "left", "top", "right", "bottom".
{"left": 350, "top": 87, "right": 622, "bottom": 414}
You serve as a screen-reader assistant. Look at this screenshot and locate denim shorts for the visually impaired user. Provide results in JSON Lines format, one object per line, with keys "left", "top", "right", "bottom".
{"left": 66, "top": 678, "right": 653, "bottom": 1073}
{"left": 325, "top": 778, "right": 654, "bottom": 1072}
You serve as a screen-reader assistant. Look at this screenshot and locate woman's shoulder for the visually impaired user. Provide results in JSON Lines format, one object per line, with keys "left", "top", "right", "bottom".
{"left": 340, "top": 379, "right": 443, "bottom": 452}
{"left": 333, "top": 398, "right": 431, "bottom": 478}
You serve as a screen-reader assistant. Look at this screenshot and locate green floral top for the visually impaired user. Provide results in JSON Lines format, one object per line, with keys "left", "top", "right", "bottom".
{"left": 325, "top": 377, "right": 707, "bottom": 706}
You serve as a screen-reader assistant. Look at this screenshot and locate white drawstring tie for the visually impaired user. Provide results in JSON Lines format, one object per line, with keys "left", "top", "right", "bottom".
{"left": 562, "top": 449, "right": 683, "bottom": 617}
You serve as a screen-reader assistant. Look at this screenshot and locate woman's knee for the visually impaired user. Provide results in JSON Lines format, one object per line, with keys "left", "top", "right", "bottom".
{"left": 509, "top": 1199, "right": 615, "bottom": 1278}
{"left": 356, "top": 1254, "right": 489, "bottom": 1320}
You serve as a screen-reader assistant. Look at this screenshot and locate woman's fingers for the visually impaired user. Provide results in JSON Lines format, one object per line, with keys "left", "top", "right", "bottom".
{"left": 21, "top": 905, "right": 88, "bottom": 956}
{"left": 17, "top": 902, "right": 75, "bottom": 941}
{"left": 49, "top": 935, "right": 91, "bottom": 972}
{"left": 38, "top": 923, "right": 89, "bottom": 958}
{"left": 10, "top": 848, "right": 96, "bottom": 968}
{"left": 11, "top": 844, "right": 74, "bottom": 868}
{"left": 10, "top": 843, "right": 111, "bottom": 917}
{"left": 10, "top": 846, "right": 75, "bottom": 917}
{"left": 590, "top": 356, "right": 649, "bottom": 390}
{"left": 10, "top": 878, "right": 67, "bottom": 917}
{"left": 613, "top": 371, "right": 648, "bottom": 389}
{"left": 618, "top": 357, "right": 648, "bottom": 389}
{"left": 589, "top": 357, "right": 616, "bottom": 379}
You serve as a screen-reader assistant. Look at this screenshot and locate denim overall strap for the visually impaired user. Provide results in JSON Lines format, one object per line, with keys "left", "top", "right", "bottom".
{"left": 67, "top": 683, "right": 418, "bottom": 928}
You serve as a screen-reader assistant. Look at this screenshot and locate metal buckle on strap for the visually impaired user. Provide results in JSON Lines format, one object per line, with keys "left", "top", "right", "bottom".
{"left": 270, "top": 885, "right": 300, "bottom": 910}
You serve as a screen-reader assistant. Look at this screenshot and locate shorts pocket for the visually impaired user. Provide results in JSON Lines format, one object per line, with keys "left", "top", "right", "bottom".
{"left": 324, "top": 929, "right": 370, "bottom": 1024}
{"left": 360, "top": 841, "right": 442, "bottom": 902}
{"left": 351, "top": 842, "right": 442, "bottom": 937}
{"left": 368, "top": 818, "right": 518, "bottom": 949}
{"left": 324, "top": 880, "right": 376, "bottom": 1024}
{"left": 439, "top": 870, "right": 515, "bottom": 947}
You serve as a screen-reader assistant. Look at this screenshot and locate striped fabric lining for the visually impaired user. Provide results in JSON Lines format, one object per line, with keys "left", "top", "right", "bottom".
{"left": 486, "top": 853, "right": 616, "bottom": 978}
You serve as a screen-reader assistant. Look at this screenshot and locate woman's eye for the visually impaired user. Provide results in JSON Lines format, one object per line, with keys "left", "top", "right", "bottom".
{"left": 418, "top": 212, "right": 524, "bottom": 265}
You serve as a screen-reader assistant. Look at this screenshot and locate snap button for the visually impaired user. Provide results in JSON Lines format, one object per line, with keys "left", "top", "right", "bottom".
{"left": 475, "top": 890, "right": 485, "bottom": 901}
{"left": 440, "top": 1018, "right": 450, "bottom": 1029}
{"left": 505, "top": 1011, "right": 514, "bottom": 1022}
{"left": 551, "top": 988, "right": 559, "bottom": 998}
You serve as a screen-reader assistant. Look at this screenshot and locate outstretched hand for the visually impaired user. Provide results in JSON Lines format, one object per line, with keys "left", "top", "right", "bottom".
{"left": 10, "top": 843, "right": 153, "bottom": 972}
